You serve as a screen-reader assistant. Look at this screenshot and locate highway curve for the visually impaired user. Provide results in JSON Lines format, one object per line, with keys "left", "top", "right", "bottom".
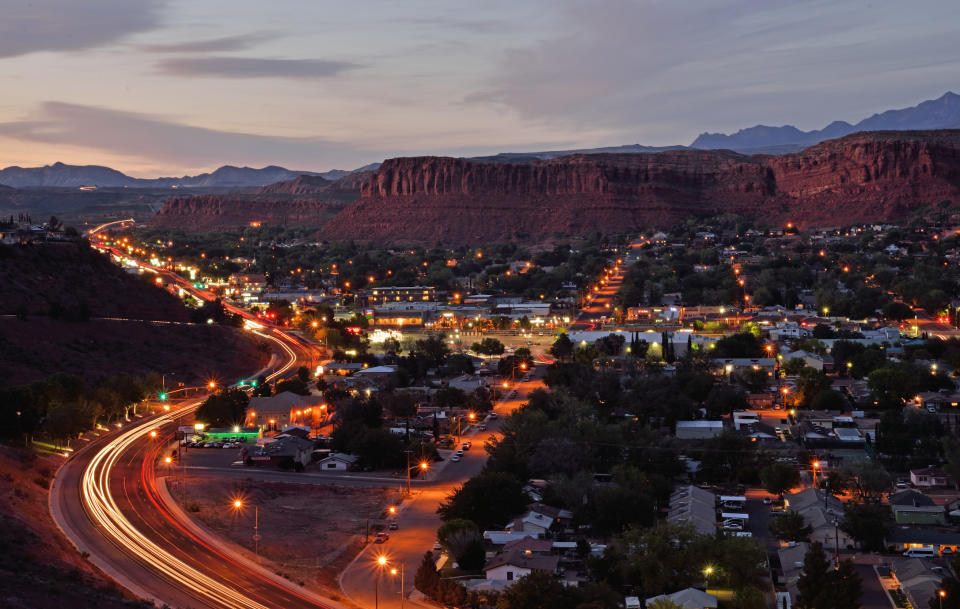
{"left": 50, "top": 324, "right": 340, "bottom": 609}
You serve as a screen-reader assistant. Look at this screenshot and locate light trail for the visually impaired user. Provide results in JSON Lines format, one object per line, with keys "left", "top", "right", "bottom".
{"left": 82, "top": 402, "right": 273, "bottom": 609}
{"left": 75, "top": 322, "right": 313, "bottom": 608}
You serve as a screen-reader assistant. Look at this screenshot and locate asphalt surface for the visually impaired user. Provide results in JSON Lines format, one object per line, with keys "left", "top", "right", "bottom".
{"left": 50, "top": 324, "right": 336, "bottom": 609}
{"left": 855, "top": 564, "right": 894, "bottom": 609}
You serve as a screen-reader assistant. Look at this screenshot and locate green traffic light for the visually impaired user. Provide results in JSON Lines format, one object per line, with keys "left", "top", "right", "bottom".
{"left": 251, "top": 380, "right": 259, "bottom": 387}
{"left": 159, "top": 392, "right": 167, "bottom": 401}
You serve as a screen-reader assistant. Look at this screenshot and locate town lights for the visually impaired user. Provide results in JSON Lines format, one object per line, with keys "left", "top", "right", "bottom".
{"left": 164, "top": 456, "right": 172, "bottom": 463}
{"left": 149, "top": 430, "right": 157, "bottom": 438}
{"left": 388, "top": 506, "right": 396, "bottom": 515}
{"left": 233, "top": 499, "right": 243, "bottom": 508}
{"left": 419, "top": 461, "right": 429, "bottom": 471}
{"left": 208, "top": 381, "right": 217, "bottom": 389}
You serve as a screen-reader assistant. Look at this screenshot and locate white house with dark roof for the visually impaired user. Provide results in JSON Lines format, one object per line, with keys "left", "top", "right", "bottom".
{"left": 484, "top": 549, "right": 559, "bottom": 583}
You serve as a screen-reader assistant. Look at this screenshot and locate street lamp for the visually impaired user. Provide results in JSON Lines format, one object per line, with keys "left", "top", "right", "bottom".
{"left": 231, "top": 498, "right": 260, "bottom": 559}
{"left": 376, "top": 555, "right": 388, "bottom": 609}
{"left": 812, "top": 460, "right": 820, "bottom": 488}
{"left": 940, "top": 590, "right": 946, "bottom": 609}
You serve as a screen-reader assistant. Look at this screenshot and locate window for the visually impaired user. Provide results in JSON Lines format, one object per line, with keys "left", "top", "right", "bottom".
{"left": 506, "top": 571, "right": 513, "bottom": 581}
{"left": 327, "top": 462, "right": 337, "bottom": 469}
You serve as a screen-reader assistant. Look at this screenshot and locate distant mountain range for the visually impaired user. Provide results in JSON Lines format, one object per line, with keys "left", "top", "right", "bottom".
{"left": 467, "top": 144, "right": 685, "bottom": 163}
{"left": 0, "top": 162, "right": 376, "bottom": 189}
{"left": 5, "top": 92, "right": 960, "bottom": 190}
{"left": 691, "top": 91, "right": 960, "bottom": 153}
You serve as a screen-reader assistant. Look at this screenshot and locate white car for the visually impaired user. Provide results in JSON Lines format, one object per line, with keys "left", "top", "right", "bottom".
{"left": 451, "top": 455, "right": 461, "bottom": 462}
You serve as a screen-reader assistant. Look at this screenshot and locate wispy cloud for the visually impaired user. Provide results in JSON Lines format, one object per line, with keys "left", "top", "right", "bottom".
{"left": 139, "top": 33, "right": 276, "bottom": 54}
{"left": 0, "top": 102, "right": 374, "bottom": 170}
{"left": 157, "top": 56, "right": 359, "bottom": 79}
{"left": 0, "top": 0, "right": 163, "bottom": 58}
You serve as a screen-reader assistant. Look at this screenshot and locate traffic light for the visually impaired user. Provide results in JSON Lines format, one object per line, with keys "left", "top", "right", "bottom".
{"left": 159, "top": 392, "right": 167, "bottom": 401}
{"left": 251, "top": 380, "right": 259, "bottom": 387}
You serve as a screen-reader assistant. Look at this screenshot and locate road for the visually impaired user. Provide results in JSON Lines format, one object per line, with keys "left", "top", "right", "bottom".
{"left": 50, "top": 315, "right": 333, "bottom": 609}
{"left": 338, "top": 367, "right": 547, "bottom": 609}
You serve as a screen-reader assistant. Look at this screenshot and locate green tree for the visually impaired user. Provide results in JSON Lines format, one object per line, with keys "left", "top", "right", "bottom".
{"left": 796, "top": 542, "right": 861, "bottom": 609}
{"left": 929, "top": 577, "right": 960, "bottom": 609}
{"left": 497, "top": 571, "right": 574, "bottom": 609}
{"left": 768, "top": 511, "right": 812, "bottom": 542}
{"left": 195, "top": 388, "right": 250, "bottom": 427}
{"left": 840, "top": 503, "right": 888, "bottom": 552}
{"left": 471, "top": 337, "right": 505, "bottom": 357}
{"left": 847, "top": 461, "right": 892, "bottom": 501}
{"left": 415, "top": 333, "right": 450, "bottom": 369}
{"left": 760, "top": 462, "right": 800, "bottom": 497}
{"left": 414, "top": 551, "right": 441, "bottom": 598}
{"left": 550, "top": 334, "right": 575, "bottom": 362}
{"left": 882, "top": 301, "right": 913, "bottom": 322}
{"left": 437, "top": 472, "right": 529, "bottom": 530}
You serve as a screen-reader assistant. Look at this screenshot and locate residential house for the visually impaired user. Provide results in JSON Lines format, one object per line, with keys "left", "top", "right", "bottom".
{"left": 885, "top": 528, "right": 960, "bottom": 554}
{"left": 777, "top": 542, "right": 810, "bottom": 605}
{"left": 889, "top": 490, "right": 946, "bottom": 525}
{"left": 352, "top": 365, "right": 398, "bottom": 387}
{"left": 910, "top": 467, "right": 950, "bottom": 488}
{"left": 242, "top": 434, "right": 314, "bottom": 469}
{"left": 318, "top": 452, "right": 359, "bottom": 471}
{"left": 783, "top": 488, "right": 854, "bottom": 548}
{"left": 506, "top": 511, "right": 553, "bottom": 537}
{"left": 890, "top": 558, "right": 943, "bottom": 609}
{"left": 675, "top": 421, "right": 725, "bottom": 440}
{"left": 483, "top": 530, "right": 537, "bottom": 547}
{"left": 483, "top": 549, "right": 559, "bottom": 583}
{"left": 668, "top": 486, "right": 716, "bottom": 536}
{"left": 646, "top": 588, "right": 718, "bottom": 609}
{"left": 502, "top": 536, "right": 553, "bottom": 555}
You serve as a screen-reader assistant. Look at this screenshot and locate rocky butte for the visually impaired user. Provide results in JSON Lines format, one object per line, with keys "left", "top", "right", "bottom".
{"left": 154, "top": 130, "right": 960, "bottom": 241}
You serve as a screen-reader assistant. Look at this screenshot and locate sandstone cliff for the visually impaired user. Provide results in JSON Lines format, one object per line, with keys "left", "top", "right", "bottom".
{"left": 154, "top": 130, "right": 960, "bottom": 240}
{"left": 318, "top": 130, "right": 960, "bottom": 243}
{"left": 152, "top": 194, "right": 352, "bottom": 230}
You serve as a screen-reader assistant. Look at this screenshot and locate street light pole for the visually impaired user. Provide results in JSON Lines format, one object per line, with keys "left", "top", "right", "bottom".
{"left": 405, "top": 450, "right": 412, "bottom": 495}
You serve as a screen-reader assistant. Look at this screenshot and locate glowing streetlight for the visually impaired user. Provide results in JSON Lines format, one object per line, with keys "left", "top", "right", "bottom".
{"left": 375, "top": 555, "right": 389, "bottom": 609}
{"left": 149, "top": 430, "right": 157, "bottom": 438}
{"left": 208, "top": 380, "right": 217, "bottom": 390}
{"left": 164, "top": 456, "right": 172, "bottom": 464}
{"left": 231, "top": 498, "right": 260, "bottom": 557}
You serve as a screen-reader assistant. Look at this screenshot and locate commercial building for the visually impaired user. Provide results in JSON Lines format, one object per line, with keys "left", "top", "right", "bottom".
{"left": 368, "top": 286, "right": 435, "bottom": 306}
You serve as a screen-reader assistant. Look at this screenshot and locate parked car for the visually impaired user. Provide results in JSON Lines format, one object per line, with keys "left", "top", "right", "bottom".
{"left": 451, "top": 455, "right": 461, "bottom": 462}
{"left": 455, "top": 450, "right": 464, "bottom": 457}
{"left": 490, "top": 413, "right": 498, "bottom": 419}
{"left": 374, "top": 532, "right": 389, "bottom": 543}
{"left": 762, "top": 497, "right": 772, "bottom": 505}
{"left": 388, "top": 522, "right": 399, "bottom": 530}
{"left": 433, "top": 541, "right": 442, "bottom": 551}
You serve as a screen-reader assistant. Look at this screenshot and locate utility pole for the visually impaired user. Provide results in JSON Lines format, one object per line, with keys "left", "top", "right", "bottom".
{"left": 253, "top": 505, "right": 260, "bottom": 559}
{"left": 833, "top": 518, "right": 840, "bottom": 570}
{"left": 405, "top": 450, "right": 412, "bottom": 495}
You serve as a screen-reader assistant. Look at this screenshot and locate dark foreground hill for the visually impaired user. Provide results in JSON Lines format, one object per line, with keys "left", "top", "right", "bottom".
{"left": 0, "top": 241, "right": 268, "bottom": 387}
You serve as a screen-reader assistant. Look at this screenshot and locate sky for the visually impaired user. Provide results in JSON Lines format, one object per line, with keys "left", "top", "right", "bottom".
{"left": 0, "top": 0, "right": 958, "bottom": 176}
